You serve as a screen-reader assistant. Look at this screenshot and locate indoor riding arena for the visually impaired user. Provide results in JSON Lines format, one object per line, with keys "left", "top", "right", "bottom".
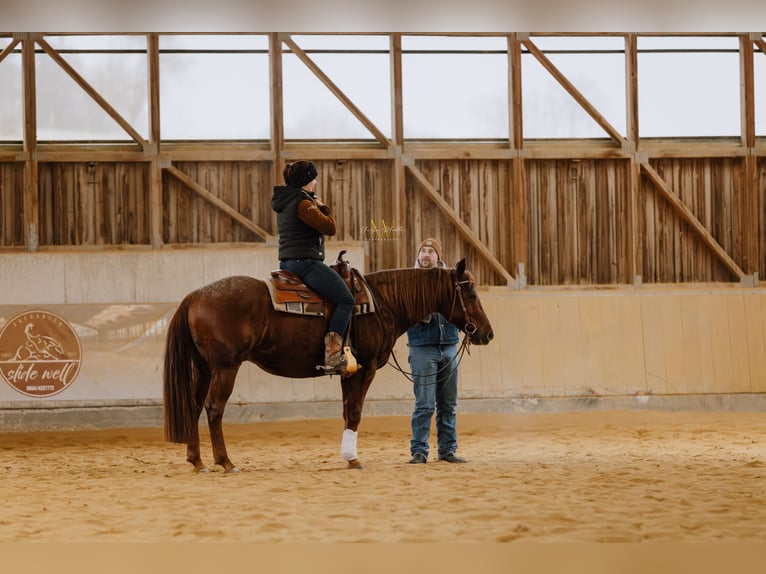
{"left": 2, "top": 29, "right": 766, "bottom": 559}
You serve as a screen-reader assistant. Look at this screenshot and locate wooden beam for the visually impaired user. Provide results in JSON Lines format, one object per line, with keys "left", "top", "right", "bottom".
{"left": 508, "top": 34, "right": 527, "bottom": 284}
{"left": 625, "top": 34, "right": 640, "bottom": 282}
{"left": 0, "top": 37, "right": 20, "bottom": 65}
{"left": 522, "top": 38, "right": 625, "bottom": 146}
{"left": 281, "top": 34, "right": 391, "bottom": 147}
{"left": 406, "top": 164, "right": 515, "bottom": 286}
{"left": 740, "top": 36, "right": 756, "bottom": 149}
{"left": 390, "top": 33, "right": 406, "bottom": 268}
{"left": 641, "top": 162, "right": 745, "bottom": 280}
{"left": 754, "top": 38, "right": 766, "bottom": 56}
{"left": 508, "top": 34, "right": 523, "bottom": 150}
{"left": 624, "top": 34, "right": 639, "bottom": 145}
{"left": 147, "top": 33, "right": 163, "bottom": 248}
{"left": 36, "top": 37, "right": 148, "bottom": 148}
{"left": 24, "top": 140, "right": 759, "bottom": 162}
{"left": 740, "top": 35, "right": 758, "bottom": 274}
{"left": 22, "top": 37, "right": 39, "bottom": 251}
{"left": 165, "top": 165, "right": 273, "bottom": 241}
{"left": 269, "top": 32, "right": 285, "bottom": 237}
{"left": 32, "top": 149, "right": 153, "bottom": 162}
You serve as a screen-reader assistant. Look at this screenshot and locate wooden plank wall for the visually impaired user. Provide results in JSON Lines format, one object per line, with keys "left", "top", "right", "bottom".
{"left": 311, "top": 159, "right": 396, "bottom": 270}
{"left": 163, "top": 161, "right": 273, "bottom": 244}
{"left": 163, "top": 159, "right": 396, "bottom": 269}
{"left": 0, "top": 163, "right": 24, "bottom": 246}
{"left": 640, "top": 158, "right": 741, "bottom": 283}
{"left": 526, "top": 159, "right": 631, "bottom": 285}
{"left": 409, "top": 159, "right": 511, "bottom": 284}
{"left": 37, "top": 162, "right": 151, "bottom": 246}
{"left": 2, "top": 156, "right": 765, "bottom": 286}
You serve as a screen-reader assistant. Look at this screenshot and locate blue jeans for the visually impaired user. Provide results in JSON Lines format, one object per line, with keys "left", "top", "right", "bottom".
{"left": 409, "top": 343, "right": 459, "bottom": 459}
{"left": 280, "top": 258, "right": 354, "bottom": 335}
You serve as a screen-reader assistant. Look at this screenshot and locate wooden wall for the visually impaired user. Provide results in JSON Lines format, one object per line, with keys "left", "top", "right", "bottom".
{"left": 408, "top": 159, "right": 512, "bottom": 282}
{"left": 0, "top": 163, "right": 24, "bottom": 247}
{"left": 525, "top": 158, "right": 631, "bottom": 285}
{"left": 640, "top": 158, "right": 742, "bottom": 283}
{"left": 163, "top": 161, "right": 272, "bottom": 244}
{"left": 37, "top": 162, "right": 151, "bottom": 246}
{"left": 2, "top": 156, "right": 766, "bottom": 287}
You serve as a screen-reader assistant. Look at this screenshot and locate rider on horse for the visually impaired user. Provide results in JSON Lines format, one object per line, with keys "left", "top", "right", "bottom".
{"left": 271, "top": 160, "right": 355, "bottom": 374}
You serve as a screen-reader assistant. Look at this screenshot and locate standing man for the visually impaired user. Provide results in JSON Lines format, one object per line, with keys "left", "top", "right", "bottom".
{"left": 407, "top": 238, "right": 466, "bottom": 464}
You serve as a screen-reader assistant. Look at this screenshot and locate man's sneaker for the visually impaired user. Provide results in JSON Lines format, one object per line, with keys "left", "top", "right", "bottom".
{"left": 438, "top": 453, "right": 467, "bottom": 463}
{"left": 408, "top": 452, "right": 427, "bottom": 464}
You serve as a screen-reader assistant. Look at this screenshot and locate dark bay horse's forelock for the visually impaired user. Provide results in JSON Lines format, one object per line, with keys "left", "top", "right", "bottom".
{"left": 163, "top": 258, "right": 493, "bottom": 472}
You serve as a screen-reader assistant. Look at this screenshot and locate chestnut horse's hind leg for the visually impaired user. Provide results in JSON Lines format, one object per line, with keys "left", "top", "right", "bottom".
{"left": 204, "top": 365, "right": 241, "bottom": 473}
{"left": 186, "top": 366, "right": 211, "bottom": 472}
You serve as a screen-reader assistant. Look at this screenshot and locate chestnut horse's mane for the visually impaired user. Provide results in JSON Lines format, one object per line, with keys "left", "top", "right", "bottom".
{"left": 365, "top": 266, "right": 449, "bottom": 319}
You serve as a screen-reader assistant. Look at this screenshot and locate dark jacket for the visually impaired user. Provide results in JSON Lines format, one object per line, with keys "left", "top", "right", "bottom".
{"left": 407, "top": 313, "right": 460, "bottom": 347}
{"left": 271, "top": 185, "right": 336, "bottom": 261}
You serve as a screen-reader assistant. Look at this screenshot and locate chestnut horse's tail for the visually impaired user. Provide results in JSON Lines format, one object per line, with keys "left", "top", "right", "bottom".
{"left": 163, "top": 296, "right": 201, "bottom": 444}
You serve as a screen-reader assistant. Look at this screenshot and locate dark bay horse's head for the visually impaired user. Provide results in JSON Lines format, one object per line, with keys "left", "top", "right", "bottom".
{"left": 446, "top": 259, "right": 494, "bottom": 345}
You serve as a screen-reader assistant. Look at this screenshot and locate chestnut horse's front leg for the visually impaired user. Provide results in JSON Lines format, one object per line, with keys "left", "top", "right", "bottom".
{"left": 340, "top": 367, "right": 376, "bottom": 469}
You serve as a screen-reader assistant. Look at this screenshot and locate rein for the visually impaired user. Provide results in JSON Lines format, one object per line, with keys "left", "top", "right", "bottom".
{"left": 386, "top": 331, "right": 473, "bottom": 386}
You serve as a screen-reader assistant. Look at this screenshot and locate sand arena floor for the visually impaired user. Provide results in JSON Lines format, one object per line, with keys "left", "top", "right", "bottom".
{"left": 2, "top": 410, "right": 766, "bottom": 543}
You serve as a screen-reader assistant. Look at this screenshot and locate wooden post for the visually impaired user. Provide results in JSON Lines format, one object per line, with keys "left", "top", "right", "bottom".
{"left": 21, "top": 34, "right": 39, "bottom": 251}
{"left": 147, "top": 33, "right": 163, "bottom": 248}
{"left": 509, "top": 33, "right": 525, "bottom": 287}
{"left": 625, "top": 33, "right": 641, "bottom": 284}
{"left": 740, "top": 35, "right": 758, "bottom": 276}
{"left": 390, "top": 33, "right": 406, "bottom": 268}
{"left": 269, "top": 33, "right": 285, "bottom": 241}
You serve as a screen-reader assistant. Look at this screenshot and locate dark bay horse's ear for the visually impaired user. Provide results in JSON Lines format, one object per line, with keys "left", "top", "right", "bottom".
{"left": 456, "top": 258, "right": 466, "bottom": 277}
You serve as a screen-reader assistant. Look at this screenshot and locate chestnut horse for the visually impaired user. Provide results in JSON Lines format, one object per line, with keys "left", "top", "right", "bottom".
{"left": 163, "top": 257, "right": 494, "bottom": 472}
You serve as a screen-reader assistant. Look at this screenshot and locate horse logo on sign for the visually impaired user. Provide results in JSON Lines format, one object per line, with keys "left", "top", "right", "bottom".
{"left": 0, "top": 310, "right": 82, "bottom": 397}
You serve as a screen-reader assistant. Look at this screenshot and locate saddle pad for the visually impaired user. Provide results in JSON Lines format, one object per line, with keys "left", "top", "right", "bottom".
{"left": 265, "top": 270, "right": 376, "bottom": 317}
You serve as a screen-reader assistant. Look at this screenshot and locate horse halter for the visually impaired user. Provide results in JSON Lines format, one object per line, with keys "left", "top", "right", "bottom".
{"left": 447, "top": 275, "right": 478, "bottom": 338}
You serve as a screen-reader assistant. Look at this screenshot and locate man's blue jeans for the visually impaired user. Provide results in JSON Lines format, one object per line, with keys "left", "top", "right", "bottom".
{"left": 280, "top": 258, "right": 354, "bottom": 335}
{"left": 409, "top": 343, "right": 460, "bottom": 459}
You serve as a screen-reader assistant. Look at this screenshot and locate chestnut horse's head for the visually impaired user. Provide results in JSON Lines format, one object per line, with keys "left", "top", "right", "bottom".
{"left": 447, "top": 259, "right": 494, "bottom": 345}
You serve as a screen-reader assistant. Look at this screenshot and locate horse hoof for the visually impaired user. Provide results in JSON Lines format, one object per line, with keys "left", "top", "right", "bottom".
{"left": 347, "top": 459, "right": 365, "bottom": 470}
{"left": 194, "top": 467, "right": 209, "bottom": 474}
{"left": 225, "top": 467, "right": 241, "bottom": 474}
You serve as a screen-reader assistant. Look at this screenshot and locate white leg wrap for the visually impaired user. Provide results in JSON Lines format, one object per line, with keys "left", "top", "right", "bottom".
{"left": 341, "top": 429, "right": 358, "bottom": 461}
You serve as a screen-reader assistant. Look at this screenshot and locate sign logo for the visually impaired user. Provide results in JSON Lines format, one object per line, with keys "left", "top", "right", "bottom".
{"left": 0, "top": 310, "right": 82, "bottom": 397}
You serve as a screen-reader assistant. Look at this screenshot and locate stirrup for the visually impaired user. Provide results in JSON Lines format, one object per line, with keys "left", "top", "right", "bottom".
{"left": 343, "top": 346, "right": 359, "bottom": 375}
{"left": 315, "top": 350, "right": 359, "bottom": 376}
{"left": 316, "top": 355, "right": 347, "bottom": 375}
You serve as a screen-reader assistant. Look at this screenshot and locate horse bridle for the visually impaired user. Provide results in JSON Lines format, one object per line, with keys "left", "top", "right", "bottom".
{"left": 447, "top": 276, "right": 479, "bottom": 340}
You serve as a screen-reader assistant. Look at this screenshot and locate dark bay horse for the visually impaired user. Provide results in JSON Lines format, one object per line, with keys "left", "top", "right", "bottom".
{"left": 163, "top": 257, "right": 494, "bottom": 472}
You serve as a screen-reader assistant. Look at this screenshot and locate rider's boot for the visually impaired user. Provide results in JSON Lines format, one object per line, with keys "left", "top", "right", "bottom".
{"left": 321, "top": 331, "right": 347, "bottom": 374}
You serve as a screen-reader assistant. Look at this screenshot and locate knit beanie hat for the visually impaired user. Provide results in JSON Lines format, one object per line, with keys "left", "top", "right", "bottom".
{"left": 284, "top": 161, "right": 318, "bottom": 188}
{"left": 418, "top": 237, "right": 443, "bottom": 262}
